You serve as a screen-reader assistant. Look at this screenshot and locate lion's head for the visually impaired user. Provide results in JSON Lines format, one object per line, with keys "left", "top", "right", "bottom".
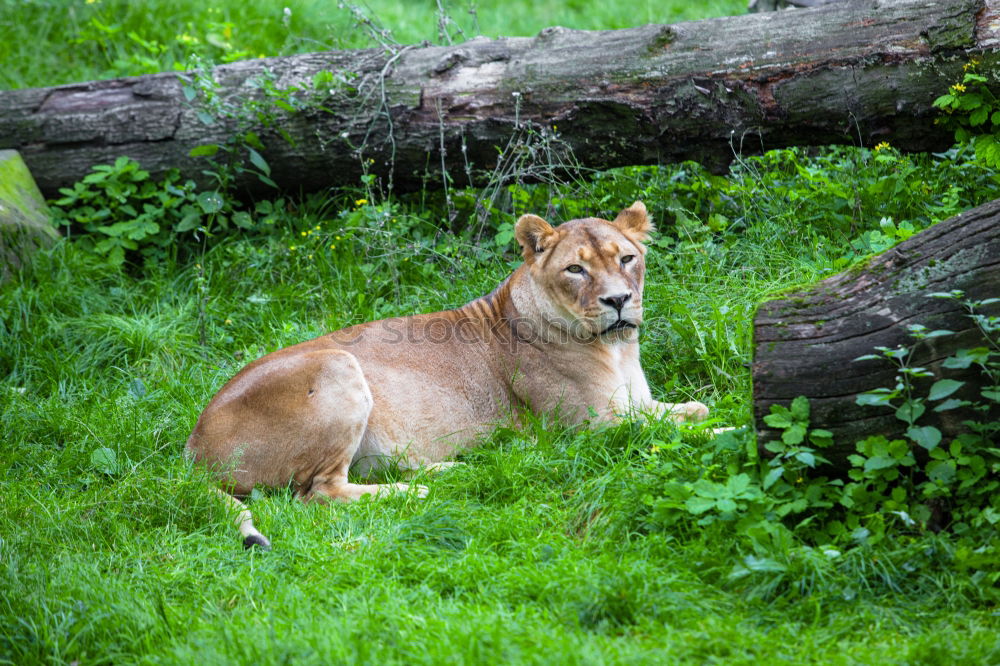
{"left": 514, "top": 201, "right": 653, "bottom": 341}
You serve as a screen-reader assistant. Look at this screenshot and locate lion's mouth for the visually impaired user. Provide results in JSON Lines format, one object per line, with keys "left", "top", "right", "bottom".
{"left": 601, "top": 319, "right": 637, "bottom": 334}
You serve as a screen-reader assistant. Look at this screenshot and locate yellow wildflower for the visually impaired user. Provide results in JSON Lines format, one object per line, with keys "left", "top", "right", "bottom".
{"left": 329, "top": 244, "right": 336, "bottom": 250}
{"left": 874, "top": 141, "right": 890, "bottom": 152}
{"left": 952, "top": 83, "right": 967, "bottom": 93}
{"left": 355, "top": 198, "right": 368, "bottom": 206}
{"left": 289, "top": 245, "right": 296, "bottom": 251}
{"left": 224, "top": 318, "right": 232, "bottom": 325}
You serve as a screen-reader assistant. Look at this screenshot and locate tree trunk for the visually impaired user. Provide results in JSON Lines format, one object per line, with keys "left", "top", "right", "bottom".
{"left": 753, "top": 199, "right": 1000, "bottom": 459}
{"left": 0, "top": 0, "right": 997, "bottom": 198}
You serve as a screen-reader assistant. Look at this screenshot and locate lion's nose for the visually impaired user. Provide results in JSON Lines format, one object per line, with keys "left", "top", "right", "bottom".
{"left": 599, "top": 293, "right": 631, "bottom": 312}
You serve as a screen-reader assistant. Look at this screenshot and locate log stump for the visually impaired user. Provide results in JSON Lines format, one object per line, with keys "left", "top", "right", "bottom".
{"left": 0, "top": 150, "right": 58, "bottom": 281}
{"left": 753, "top": 199, "right": 1000, "bottom": 459}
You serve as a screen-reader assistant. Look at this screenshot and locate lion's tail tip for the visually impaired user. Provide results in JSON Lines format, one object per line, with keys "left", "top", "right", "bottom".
{"left": 243, "top": 533, "right": 272, "bottom": 551}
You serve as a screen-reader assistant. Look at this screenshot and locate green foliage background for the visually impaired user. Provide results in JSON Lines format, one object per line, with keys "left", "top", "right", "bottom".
{"left": 2, "top": 1, "right": 1000, "bottom": 664}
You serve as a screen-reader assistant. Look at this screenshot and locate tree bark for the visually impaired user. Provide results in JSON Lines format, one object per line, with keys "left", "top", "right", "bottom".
{"left": 753, "top": 199, "right": 1000, "bottom": 459}
{"left": 0, "top": 0, "right": 997, "bottom": 197}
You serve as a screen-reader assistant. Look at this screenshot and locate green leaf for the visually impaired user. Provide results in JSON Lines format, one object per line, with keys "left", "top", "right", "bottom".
{"left": 864, "top": 455, "right": 896, "bottom": 472}
{"left": 189, "top": 144, "right": 220, "bottom": 158}
{"left": 248, "top": 148, "right": 271, "bottom": 176}
{"left": 789, "top": 396, "right": 809, "bottom": 422}
{"left": 762, "top": 466, "right": 784, "bottom": 490}
{"left": 129, "top": 378, "right": 146, "bottom": 399}
{"left": 726, "top": 473, "right": 751, "bottom": 494}
{"left": 232, "top": 211, "right": 254, "bottom": 229}
{"left": 926, "top": 459, "right": 956, "bottom": 484}
{"left": 782, "top": 423, "right": 806, "bottom": 445}
{"left": 928, "top": 291, "right": 964, "bottom": 300}
{"left": 932, "top": 93, "right": 955, "bottom": 108}
{"left": 794, "top": 451, "right": 816, "bottom": 467}
{"left": 959, "top": 93, "right": 984, "bottom": 110}
{"left": 197, "top": 191, "right": 225, "bottom": 214}
{"left": 809, "top": 429, "right": 834, "bottom": 447}
{"left": 763, "top": 413, "right": 792, "bottom": 429}
{"left": 90, "top": 447, "right": 119, "bottom": 475}
{"left": 691, "top": 479, "right": 725, "bottom": 499}
{"left": 894, "top": 400, "right": 925, "bottom": 424}
{"left": 969, "top": 105, "right": 989, "bottom": 126}
{"left": 928, "top": 379, "right": 964, "bottom": 401}
{"left": 933, "top": 398, "right": 968, "bottom": 412}
{"left": 716, "top": 498, "right": 737, "bottom": 513}
{"left": 685, "top": 496, "right": 716, "bottom": 514}
{"left": 907, "top": 426, "right": 942, "bottom": 451}
{"left": 856, "top": 390, "right": 894, "bottom": 407}
{"left": 175, "top": 212, "right": 201, "bottom": 233}
{"left": 947, "top": 347, "right": 990, "bottom": 369}
{"left": 244, "top": 131, "right": 265, "bottom": 150}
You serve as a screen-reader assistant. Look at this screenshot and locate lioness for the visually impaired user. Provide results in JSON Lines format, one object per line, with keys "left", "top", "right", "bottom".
{"left": 187, "top": 202, "right": 708, "bottom": 549}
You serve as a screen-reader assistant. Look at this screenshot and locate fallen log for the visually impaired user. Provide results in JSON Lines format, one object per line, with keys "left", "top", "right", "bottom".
{"left": 753, "top": 199, "right": 1000, "bottom": 459}
{"left": 1, "top": 0, "right": 998, "bottom": 197}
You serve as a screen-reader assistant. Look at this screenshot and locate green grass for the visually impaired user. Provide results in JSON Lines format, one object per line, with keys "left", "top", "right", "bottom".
{"left": 3, "top": 0, "right": 1000, "bottom": 663}
{"left": 4, "top": 149, "right": 1000, "bottom": 663}
{"left": 1, "top": 0, "right": 745, "bottom": 90}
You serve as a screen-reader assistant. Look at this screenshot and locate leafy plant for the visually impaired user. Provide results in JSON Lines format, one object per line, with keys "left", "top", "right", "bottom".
{"left": 49, "top": 156, "right": 262, "bottom": 265}
{"left": 933, "top": 59, "right": 1000, "bottom": 168}
{"left": 51, "top": 157, "right": 204, "bottom": 264}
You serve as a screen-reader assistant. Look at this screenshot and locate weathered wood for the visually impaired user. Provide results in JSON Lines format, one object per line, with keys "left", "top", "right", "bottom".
{"left": 753, "top": 199, "right": 1000, "bottom": 457}
{"left": 0, "top": 0, "right": 997, "bottom": 197}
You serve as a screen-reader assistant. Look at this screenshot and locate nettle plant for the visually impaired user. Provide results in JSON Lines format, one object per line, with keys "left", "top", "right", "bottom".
{"left": 849, "top": 292, "right": 1000, "bottom": 529}
{"left": 645, "top": 293, "right": 999, "bottom": 554}
{"left": 933, "top": 58, "right": 1000, "bottom": 168}
{"left": 51, "top": 157, "right": 213, "bottom": 264}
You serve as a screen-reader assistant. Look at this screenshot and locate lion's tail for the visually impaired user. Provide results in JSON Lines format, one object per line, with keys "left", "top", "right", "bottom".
{"left": 215, "top": 488, "right": 271, "bottom": 551}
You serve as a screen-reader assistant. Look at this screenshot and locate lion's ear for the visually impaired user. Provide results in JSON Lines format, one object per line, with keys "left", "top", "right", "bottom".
{"left": 515, "top": 214, "right": 556, "bottom": 262}
{"left": 612, "top": 201, "right": 653, "bottom": 243}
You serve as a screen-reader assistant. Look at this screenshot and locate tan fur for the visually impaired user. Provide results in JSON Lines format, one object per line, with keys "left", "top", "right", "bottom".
{"left": 186, "top": 202, "right": 709, "bottom": 549}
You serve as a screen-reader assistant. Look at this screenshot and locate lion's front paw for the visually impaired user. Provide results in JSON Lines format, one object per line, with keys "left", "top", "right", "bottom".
{"left": 676, "top": 401, "right": 709, "bottom": 422}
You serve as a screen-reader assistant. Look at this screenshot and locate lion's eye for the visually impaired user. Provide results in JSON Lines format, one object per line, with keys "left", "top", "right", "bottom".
{"left": 621, "top": 255, "right": 635, "bottom": 266}
{"left": 566, "top": 264, "right": 585, "bottom": 274}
